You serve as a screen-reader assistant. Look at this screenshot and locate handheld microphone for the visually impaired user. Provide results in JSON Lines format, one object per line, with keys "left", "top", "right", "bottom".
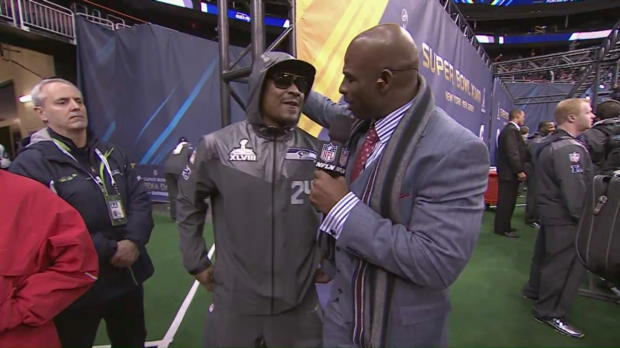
{"left": 315, "top": 116, "right": 354, "bottom": 177}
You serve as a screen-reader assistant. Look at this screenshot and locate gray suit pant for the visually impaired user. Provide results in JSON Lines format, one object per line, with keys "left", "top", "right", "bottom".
{"left": 523, "top": 224, "right": 585, "bottom": 318}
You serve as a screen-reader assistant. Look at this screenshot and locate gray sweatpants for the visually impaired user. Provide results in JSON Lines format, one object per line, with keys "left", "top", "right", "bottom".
{"left": 203, "top": 287, "right": 322, "bottom": 347}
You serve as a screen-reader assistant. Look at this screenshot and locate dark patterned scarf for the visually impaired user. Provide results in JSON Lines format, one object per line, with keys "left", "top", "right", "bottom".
{"left": 351, "top": 75, "right": 435, "bottom": 347}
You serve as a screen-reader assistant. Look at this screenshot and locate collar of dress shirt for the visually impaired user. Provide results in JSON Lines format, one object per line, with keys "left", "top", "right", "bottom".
{"left": 510, "top": 121, "right": 521, "bottom": 131}
{"left": 374, "top": 98, "right": 415, "bottom": 144}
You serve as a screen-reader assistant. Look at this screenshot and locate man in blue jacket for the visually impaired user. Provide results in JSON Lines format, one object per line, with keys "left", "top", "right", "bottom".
{"left": 10, "top": 78, "right": 154, "bottom": 348}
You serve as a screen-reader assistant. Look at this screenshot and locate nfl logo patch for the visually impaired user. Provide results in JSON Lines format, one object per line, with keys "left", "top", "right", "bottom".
{"left": 320, "top": 143, "right": 337, "bottom": 163}
{"left": 569, "top": 152, "right": 580, "bottom": 163}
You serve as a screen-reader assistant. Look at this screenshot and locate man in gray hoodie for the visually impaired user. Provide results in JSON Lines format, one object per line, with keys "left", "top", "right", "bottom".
{"left": 176, "top": 52, "right": 323, "bottom": 347}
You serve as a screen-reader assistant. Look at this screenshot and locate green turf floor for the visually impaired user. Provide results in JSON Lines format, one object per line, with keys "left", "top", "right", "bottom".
{"left": 93, "top": 203, "right": 619, "bottom": 347}
{"left": 449, "top": 206, "right": 619, "bottom": 346}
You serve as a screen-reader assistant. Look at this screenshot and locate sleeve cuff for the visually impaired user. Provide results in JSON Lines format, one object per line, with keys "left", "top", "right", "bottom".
{"left": 189, "top": 254, "right": 212, "bottom": 275}
{"left": 319, "top": 192, "right": 360, "bottom": 239}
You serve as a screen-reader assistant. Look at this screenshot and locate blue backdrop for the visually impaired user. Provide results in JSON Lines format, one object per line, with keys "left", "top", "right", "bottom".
{"left": 76, "top": 17, "right": 248, "bottom": 166}
{"left": 76, "top": 18, "right": 248, "bottom": 200}
{"left": 506, "top": 82, "right": 573, "bottom": 131}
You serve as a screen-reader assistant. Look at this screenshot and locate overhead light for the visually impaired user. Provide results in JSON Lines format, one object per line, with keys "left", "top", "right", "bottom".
{"left": 18, "top": 95, "right": 32, "bottom": 103}
{"left": 569, "top": 30, "right": 612, "bottom": 41}
{"left": 476, "top": 35, "right": 494, "bottom": 44}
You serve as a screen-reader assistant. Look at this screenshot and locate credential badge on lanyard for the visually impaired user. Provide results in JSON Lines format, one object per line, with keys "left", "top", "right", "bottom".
{"left": 95, "top": 148, "right": 128, "bottom": 226}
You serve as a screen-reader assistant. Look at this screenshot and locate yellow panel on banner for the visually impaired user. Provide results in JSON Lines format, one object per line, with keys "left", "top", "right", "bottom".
{"left": 296, "top": 0, "right": 389, "bottom": 137}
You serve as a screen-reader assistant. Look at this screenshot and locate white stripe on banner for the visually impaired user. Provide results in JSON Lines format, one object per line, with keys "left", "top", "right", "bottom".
{"left": 91, "top": 244, "right": 216, "bottom": 348}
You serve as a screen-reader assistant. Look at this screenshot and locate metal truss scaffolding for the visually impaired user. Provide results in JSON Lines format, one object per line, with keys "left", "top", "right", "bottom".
{"left": 493, "top": 19, "right": 620, "bottom": 106}
{"left": 217, "top": 0, "right": 296, "bottom": 127}
{"left": 438, "top": 0, "right": 492, "bottom": 67}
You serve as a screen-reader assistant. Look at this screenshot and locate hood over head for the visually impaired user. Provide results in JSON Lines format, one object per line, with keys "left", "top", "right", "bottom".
{"left": 246, "top": 51, "right": 316, "bottom": 126}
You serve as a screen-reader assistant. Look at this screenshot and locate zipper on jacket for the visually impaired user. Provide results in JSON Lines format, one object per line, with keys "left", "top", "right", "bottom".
{"left": 270, "top": 137, "right": 277, "bottom": 314}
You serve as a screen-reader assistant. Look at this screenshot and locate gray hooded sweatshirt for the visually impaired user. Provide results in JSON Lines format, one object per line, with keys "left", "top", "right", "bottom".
{"left": 177, "top": 52, "right": 322, "bottom": 315}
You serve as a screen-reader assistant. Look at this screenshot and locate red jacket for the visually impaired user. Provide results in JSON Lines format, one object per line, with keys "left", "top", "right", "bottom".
{"left": 0, "top": 171, "right": 99, "bottom": 348}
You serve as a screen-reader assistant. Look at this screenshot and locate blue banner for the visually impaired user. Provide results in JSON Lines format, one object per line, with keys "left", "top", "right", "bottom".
{"left": 77, "top": 18, "right": 248, "bottom": 167}
{"left": 506, "top": 82, "right": 573, "bottom": 131}
{"left": 76, "top": 18, "right": 248, "bottom": 200}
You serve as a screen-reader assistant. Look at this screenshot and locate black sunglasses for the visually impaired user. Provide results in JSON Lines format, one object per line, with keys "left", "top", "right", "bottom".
{"left": 270, "top": 72, "right": 310, "bottom": 94}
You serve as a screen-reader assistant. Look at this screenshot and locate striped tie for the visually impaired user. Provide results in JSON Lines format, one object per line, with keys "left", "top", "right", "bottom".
{"left": 351, "top": 124, "right": 379, "bottom": 181}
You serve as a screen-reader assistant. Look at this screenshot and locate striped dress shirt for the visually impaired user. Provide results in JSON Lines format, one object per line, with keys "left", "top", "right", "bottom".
{"left": 319, "top": 99, "right": 414, "bottom": 238}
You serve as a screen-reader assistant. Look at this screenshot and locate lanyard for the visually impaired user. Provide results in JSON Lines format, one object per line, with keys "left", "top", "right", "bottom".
{"left": 52, "top": 139, "right": 117, "bottom": 195}
{"left": 52, "top": 139, "right": 77, "bottom": 162}
{"left": 95, "top": 148, "right": 117, "bottom": 192}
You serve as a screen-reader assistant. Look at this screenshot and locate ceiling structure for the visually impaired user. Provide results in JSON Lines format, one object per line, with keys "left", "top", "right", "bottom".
{"left": 454, "top": 0, "right": 620, "bottom": 59}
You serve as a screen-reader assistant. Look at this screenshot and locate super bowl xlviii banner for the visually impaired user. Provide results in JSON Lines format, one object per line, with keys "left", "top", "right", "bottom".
{"left": 382, "top": 0, "right": 492, "bottom": 136}
{"left": 296, "top": 0, "right": 501, "bottom": 143}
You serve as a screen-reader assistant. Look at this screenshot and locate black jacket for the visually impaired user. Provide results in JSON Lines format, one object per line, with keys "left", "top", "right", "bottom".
{"left": 582, "top": 117, "right": 620, "bottom": 174}
{"left": 535, "top": 129, "right": 593, "bottom": 226}
{"left": 497, "top": 122, "right": 529, "bottom": 181}
{"left": 10, "top": 128, "right": 154, "bottom": 302}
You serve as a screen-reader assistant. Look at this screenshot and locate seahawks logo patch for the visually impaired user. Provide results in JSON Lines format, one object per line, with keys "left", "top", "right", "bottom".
{"left": 285, "top": 148, "right": 317, "bottom": 161}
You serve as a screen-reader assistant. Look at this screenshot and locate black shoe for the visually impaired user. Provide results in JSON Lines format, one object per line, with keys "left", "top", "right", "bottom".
{"left": 502, "top": 231, "right": 520, "bottom": 238}
{"left": 534, "top": 316, "right": 584, "bottom": 338}
{"left": 527, "top": 222, "right": 541, "bottom": 229}
{"left": 522, "top": 293, "right": 538, "bottom": 301}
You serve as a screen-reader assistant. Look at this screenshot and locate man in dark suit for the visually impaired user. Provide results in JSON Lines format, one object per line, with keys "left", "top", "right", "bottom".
{"left": 304, "top": 24, "right": 489, "bottom": 347}
{"left": 494, "top": 109, "right": 528, "bottom": 238}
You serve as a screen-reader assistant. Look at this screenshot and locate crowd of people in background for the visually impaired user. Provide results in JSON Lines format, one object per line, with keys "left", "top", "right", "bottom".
{"left": 494, "top": 96, "right": 620, "bottom": 339}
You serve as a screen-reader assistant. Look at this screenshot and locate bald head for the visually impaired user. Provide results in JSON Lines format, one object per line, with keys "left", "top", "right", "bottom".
{"left": 339, "top": 24, "right": 420, "bottom": 120}
{"left": 350, "top": 24, "right": 419, "bottom": 73}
